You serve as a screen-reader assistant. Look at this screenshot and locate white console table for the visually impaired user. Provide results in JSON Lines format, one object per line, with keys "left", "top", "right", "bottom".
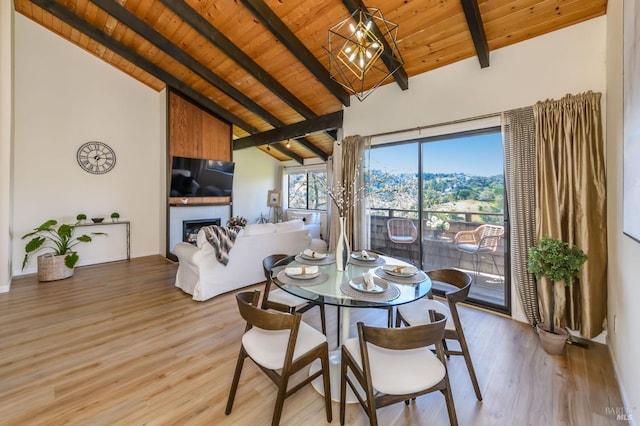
{"left": 77, "top": 220, "right": 130, "bottom": 260}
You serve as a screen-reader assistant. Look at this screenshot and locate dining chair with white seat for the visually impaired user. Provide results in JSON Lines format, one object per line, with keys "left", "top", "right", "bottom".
{"left": 395, "top": 268, "right": 482, "bottom": 401}
{"left": 225, "top": 290, "right": 332, "bottom": 426}
{"left": 262, "top": 254, "right": 327, "bottom": 335}
{"left": 340, "top": 311, "right": 458, "bottom": 426}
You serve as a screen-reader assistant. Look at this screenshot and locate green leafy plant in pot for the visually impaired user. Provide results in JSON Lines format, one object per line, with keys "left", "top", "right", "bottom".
{"left": 527, "top": 236, "right": 587, "bottom": 354}
{"left": 22, "top": 219, "right": 106, "bottom": 281}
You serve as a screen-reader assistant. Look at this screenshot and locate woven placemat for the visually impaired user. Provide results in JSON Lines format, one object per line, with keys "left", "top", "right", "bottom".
{"left": 276, "top": 270, "right": 329, "bottom": 287}
{"left": 339, "top": 280, "right": 400, "bottom": 302}
{"left": 374, "top": 267, "right": 428, "bottom": 284}
{"left": 294, "top": 254, "right": 336, "bottom": 265}
{"left": 348, "top": 256, "right": 385, "bottom": 267}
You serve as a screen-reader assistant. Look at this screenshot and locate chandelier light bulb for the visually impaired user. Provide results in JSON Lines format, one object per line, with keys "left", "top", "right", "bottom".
{"left": 349, "top": 52, "right": 357, "bottom": 62}
{"left": 345, "top": 46, "right": 352, "bottom": 53}
{"left": 365, "top": 50, "right": 372, "bottom": 59}
{"left": 349, "top": 23, "right": 355, "bottom": 32}
{"left": 366, "top": 20, "right": 372, "bottom": 30}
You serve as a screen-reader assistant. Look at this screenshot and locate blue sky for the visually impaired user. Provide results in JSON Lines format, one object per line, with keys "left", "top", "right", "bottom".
{"left": 369, "top": 132, "right": 504, "bottom": 176}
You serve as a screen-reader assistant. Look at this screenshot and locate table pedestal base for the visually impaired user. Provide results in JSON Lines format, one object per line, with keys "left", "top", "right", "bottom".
{"left": 310, "top": 350, "right": 363, "bottom": 403}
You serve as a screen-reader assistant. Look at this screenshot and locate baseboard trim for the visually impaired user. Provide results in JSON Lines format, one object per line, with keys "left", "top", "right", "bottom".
{"left": 607, "top": 336, "right": 637, "bottom": 425}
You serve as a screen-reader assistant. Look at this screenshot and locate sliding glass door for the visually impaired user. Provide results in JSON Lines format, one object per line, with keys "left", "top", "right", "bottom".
{"left": 367, "top": 128, "right": 509, "bottom": 313}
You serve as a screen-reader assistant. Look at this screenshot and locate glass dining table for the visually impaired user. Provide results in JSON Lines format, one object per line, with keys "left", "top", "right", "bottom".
{"left": 270, "top": 252, "right": 432, "bottom": 402}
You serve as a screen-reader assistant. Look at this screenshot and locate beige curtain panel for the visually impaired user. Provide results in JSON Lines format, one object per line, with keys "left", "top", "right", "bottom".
{"left": 533, "top": 91, "right": 607, "bottom": 339}
{"left": 503, "top": 107, "right": 541, "bottom": 326}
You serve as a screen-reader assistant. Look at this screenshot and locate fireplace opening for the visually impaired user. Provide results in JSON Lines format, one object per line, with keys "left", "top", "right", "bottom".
{"left": 183, "top": 218, "right": 221, "bottom": 245}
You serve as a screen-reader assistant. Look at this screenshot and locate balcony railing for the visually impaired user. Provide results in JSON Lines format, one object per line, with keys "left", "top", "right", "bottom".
{"left": 369, "top": 207, "right": 505, "bottom": 276}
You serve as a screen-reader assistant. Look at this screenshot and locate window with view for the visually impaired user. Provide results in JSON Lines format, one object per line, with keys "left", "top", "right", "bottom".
{"left": 287, "top": 171, "right": 327, "bottom": 210}
{"left": 366, "top": 128, "right": 509, "bottom": 314}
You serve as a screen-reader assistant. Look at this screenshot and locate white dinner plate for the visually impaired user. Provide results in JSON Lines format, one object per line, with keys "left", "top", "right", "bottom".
{"left": 349, "top": 276, "right": 388, "bottom": 293}
{"left": 383, "top": 266, "right": 418, "bottom": 277}
{"left": 300, "top": 253, "right": 326, "bottom": 261}
{"left": 350, "top": 251, "right": 379, "bottom": 262}
{"left": 285, "top": 271, "right": 321, "bottom": 280}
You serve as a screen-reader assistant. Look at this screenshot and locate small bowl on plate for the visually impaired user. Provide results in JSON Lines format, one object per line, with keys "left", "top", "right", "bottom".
{"left": 91, "top": 217, "right": 104, "bottom": 223}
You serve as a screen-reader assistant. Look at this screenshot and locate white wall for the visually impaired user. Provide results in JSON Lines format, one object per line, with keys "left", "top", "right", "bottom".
{"left": 232, "top": 147, "right": 281, "bottom": 223}
{"left": 606, "top": 0, "right": 639, "bottom": 421}
{"left": 0, "top": 0, "right": 14, "bottom": 292}
{"left": 344, "top": 17, "right": 606, "bottom": 136}
{"left": 343, "top": 16, "right": 607, "bottom": 323}
{"left": 12, "top": 14, "right": 164, "bottom": 274}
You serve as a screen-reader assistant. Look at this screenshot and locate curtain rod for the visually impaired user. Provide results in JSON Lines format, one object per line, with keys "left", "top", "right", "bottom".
{"left": 365, "top": 111, "right": 502, "bottom": 139}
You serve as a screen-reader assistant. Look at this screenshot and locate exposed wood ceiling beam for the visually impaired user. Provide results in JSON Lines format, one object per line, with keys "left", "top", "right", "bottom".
{"left": 33, "top": 0, "right": 307, "bottom": 165}
{"left": 240, "top": 0, "right": 350, "bottom": 107}
{"left": 160, "top": 0, "right": 337, "bottom": 144}
{"left": 234, "top": 111, "right": 343, "bottom": 150}
{"left": 270, "top": 143, "right": 304, "bottom": 163}
{"left": 341, "top": 0, "right": 409, "bottom": 91}
{"left": 30, "top": 0, "right": 258, "bottom": 134}
{"left": 460, "top": 0, "right": 490, "bottom": 68}
{"left": 88, "top": 0, "right": 326, "bottom": 162}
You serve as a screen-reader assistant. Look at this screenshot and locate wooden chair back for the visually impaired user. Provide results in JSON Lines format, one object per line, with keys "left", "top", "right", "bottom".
{"left": 427, "top": 269, "right": 473, "bottom": 303}
{"left": 236, "top": 290, "right": 299, "bottom": 332}
{"left": 358, "top": 311, "right": 446, "bottom": 351}
{"left": 261, "top": 254, "right": 291, "bottom": 312}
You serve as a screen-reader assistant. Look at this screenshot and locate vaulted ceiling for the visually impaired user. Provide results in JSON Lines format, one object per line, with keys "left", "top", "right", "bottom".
{"left": 15, "top": 0, "right": 607, "bottom": 163}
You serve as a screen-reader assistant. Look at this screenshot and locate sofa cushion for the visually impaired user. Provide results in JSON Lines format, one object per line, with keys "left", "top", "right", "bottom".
{"left": 275, "top": 219, "right": 304, "bottom": 233}
{"left": 289, "top": 211, "right": 318, "bottom": 224}
{"left": 243, "top": 222, "right": 276, "bottom": 236}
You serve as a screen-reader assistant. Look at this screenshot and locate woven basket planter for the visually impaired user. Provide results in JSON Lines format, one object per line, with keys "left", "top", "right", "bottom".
{"left": 37, "top": 253, "right": 74, "bottom": 282}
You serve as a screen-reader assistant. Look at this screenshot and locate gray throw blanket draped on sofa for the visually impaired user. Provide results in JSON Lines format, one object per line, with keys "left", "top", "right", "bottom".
{"left": 202, "top": 225, "right": 240, "bottom": 266}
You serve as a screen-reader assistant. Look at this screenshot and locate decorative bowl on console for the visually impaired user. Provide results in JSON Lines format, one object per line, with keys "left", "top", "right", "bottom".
{"left": 91, "top": 217, "right": 104, "bottom": 223}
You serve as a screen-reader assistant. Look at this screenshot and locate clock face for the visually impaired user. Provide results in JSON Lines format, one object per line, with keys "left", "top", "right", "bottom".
{"left": 77, "top": 142, "right": 116, "bottom": 174}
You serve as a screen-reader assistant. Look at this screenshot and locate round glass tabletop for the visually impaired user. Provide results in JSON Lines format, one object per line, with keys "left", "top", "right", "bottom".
{"left": 271, "top": 254, "right": 432, "bottom": 309}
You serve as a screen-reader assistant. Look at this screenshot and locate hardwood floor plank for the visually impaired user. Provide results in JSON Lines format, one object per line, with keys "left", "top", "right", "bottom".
{"left": 0, "top": 255, "right": 625, "bottom": 425}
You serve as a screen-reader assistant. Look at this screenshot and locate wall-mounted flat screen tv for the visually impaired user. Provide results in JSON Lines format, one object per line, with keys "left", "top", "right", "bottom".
{"left": 170, "top": 156, "right": 235, "bottom": 197}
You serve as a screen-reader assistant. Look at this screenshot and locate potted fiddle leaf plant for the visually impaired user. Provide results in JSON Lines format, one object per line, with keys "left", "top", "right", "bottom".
{"left": 76, "top": 213, "right": 87, "bottom": 224}
{"left": 22, "top": 219, "right": 106, "bottom": 282}
{"left": 527, "top": 236, "right": 587, "bottom": 355}
{"left": 110, "top": 212, "right": 120, "bottom": 223}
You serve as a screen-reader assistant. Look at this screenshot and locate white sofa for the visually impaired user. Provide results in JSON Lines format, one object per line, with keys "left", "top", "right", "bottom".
{"left": 173, "top": 220, "right": 312, "bottom": 301}
{"left": 286, "top": 210, "right": 328, "bottom": 252}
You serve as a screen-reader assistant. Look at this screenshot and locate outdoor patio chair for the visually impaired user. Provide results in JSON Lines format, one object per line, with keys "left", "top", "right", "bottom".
{"left": 386, "top": 218, "right": 418, "bottom": 264}
{"left": 453, "top": 224, "right": 504, "bottom": 279}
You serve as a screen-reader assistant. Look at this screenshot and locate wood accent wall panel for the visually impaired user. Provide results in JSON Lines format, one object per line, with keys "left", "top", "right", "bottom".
{"left": 168, "top": 90, "right": 231, "bottom": 161}
{"left": 168, "top": 89, "right": 232, "bottom": 207}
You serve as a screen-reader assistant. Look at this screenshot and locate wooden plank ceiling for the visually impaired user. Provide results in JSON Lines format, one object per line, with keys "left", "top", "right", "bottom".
{"left": 14, "top": 0, "right": 607, "bottom": 163}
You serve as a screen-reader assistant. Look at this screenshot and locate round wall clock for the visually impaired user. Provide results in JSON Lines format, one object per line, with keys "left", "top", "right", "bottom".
{"left": 76, "top": 141, "right": 116, "bottom": 174}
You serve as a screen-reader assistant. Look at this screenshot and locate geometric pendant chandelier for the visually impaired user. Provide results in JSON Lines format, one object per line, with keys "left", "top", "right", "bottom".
{"left": 325, "top": 7, "right": 404, "bottom": 101}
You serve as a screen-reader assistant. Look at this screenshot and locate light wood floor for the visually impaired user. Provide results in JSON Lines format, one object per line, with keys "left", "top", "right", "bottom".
{"left": 0, "top": 256, "right": 625, "bottom": 425}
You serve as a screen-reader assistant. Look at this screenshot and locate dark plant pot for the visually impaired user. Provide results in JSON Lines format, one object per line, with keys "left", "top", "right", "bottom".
{"left": 536, "top": 323, "right": 568, "bottom": 355}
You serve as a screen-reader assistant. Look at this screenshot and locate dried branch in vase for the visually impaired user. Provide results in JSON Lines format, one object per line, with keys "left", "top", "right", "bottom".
{"left": 324, "top": 167, "right": 367, "bottom": 217}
